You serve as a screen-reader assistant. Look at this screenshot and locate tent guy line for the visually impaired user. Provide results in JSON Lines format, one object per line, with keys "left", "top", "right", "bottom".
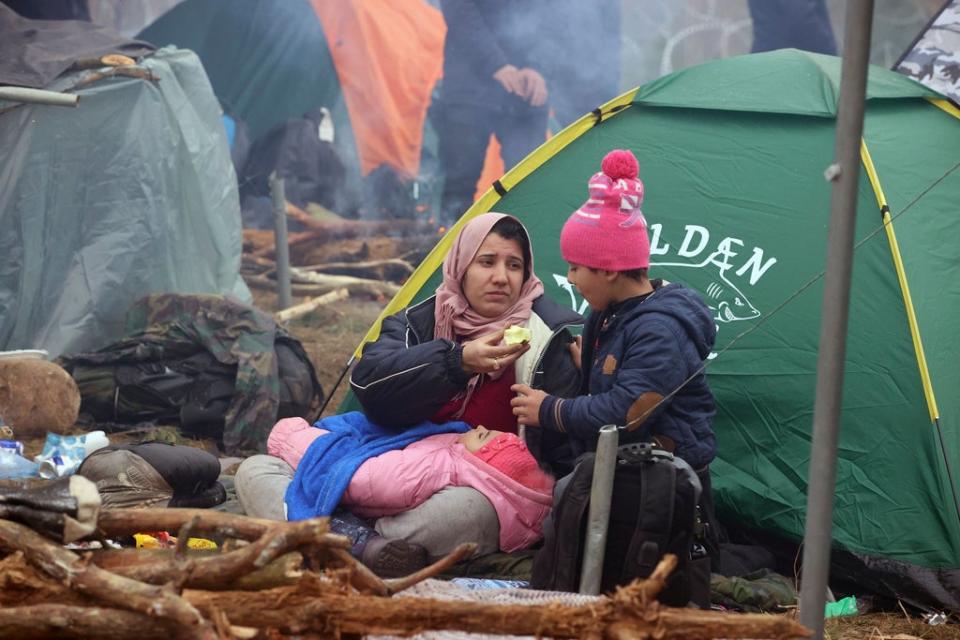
{"left": 623, "top": 156, "right": 960, "bottom": 431}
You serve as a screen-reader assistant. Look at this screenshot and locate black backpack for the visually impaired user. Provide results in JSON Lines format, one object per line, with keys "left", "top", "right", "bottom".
{"left": 531, "top": 442, "right": 711, "bottom": 607}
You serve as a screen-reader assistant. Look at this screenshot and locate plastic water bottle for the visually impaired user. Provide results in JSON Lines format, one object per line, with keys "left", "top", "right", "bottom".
{"left": 0, "top": 440, "right": 39, "bottom": 479}
{"left": 34, "top": 430, "right": 109, "bottom": 478}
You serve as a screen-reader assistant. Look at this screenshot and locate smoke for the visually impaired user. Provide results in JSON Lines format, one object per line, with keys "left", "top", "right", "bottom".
{"left": 617, "top": 0, "right": 941, "bottom": 90}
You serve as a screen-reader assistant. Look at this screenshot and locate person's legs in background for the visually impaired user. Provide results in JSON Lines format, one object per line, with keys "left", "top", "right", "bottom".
{"left": 493, "top": 101, "right": 548, "bottom": 170}
{"left": 748, "top": 0, "right": 837, "bottom": 55}
{"left": 436, "top": 104, "right": 495, "bottom": 226}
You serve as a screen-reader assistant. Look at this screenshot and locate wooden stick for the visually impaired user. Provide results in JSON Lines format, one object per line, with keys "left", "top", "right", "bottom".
{"left": 289, "top": 266, "right": 400, "bottom": 292}
{"left": 0, "top": 553, "right": 810, "bottom": 639}
{"left": 244, "top": 272, "right": 398, "bottom": 298}
{"left": 329, "top": 548, "right": 389, "bottom": 596}
{"left": 0, "top": 605, "right": 179, "bottom": 640}
{"left": 298, "top": 258, "right": 414, "bottom": 282}
{"left": 179, "top": 567, "right": 811, "bottom": 639}
{"left": 275, "top": 288, "right": 349, "bottom": 323}
{"left": 92, "top": 549, "right": 304, "bottom": 591}
{"left": 106, "top": 520, "right": 342, "bottom": 591}
{"left": 96, "top": 508, "right": 282, "bottom": 541}
{"left": 0, "top": 520, "right": 215, "bottom": 639}
{"left": 250, "top": 219, "right": 435, "bottom": 260}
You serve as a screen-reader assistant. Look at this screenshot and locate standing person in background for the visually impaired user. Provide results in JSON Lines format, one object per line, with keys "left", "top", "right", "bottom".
{"left": 749, "top": 0, "right": 837, "bottom": 55}
{"left": 540, "top": 0, "right": 622, "bottom": 128}
{"left": 436, "top": 0, "right": 550, "bottom": 225}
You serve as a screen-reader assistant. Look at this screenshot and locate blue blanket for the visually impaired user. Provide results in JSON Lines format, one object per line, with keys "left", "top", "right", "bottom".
{"left": 285, "top": 411, "right": 470, "bottom": 519}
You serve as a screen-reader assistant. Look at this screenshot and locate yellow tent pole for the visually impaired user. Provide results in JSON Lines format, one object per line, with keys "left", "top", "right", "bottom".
{"left": 860, "top": 139, "right": 940, "bottom": 422}
{"left": 928, "top": 97, "right": 960, "bottom": 121}
{"left": 352, "top": 88, "right": 640, "bottom": 358}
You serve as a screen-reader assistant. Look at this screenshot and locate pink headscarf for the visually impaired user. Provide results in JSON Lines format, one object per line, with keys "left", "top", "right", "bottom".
{"left": 434, "top": 212, "right": 544, "bottom": 345}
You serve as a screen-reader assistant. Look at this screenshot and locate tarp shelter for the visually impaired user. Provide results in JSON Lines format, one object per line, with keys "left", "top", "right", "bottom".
{"left": 896, "top": 0, "right": 960, "bottom": 104}
{"left": 0, "top": 7, "right": 249, "bottom": 358}
{"left": 351, "top": 50, "right": 960, "bottom": 611}
{"left": 137, "top": 0, "right": 444, "bottom": 181}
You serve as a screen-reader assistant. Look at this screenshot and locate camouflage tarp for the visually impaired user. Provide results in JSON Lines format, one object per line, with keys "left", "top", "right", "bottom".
{"left": 61, "top": 294, "right": 322, "bottom": 455}
{"left": 896, "top": 0, "right": 960, "bottom": 103}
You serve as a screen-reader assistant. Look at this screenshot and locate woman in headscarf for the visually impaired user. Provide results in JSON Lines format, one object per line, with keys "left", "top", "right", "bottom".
{"left": 344, "top": 213, "right": 581, "bottom": 565}
{"left": 236, "top": 213, "right": 581, "bottom": 576}
{"left": 351, "top": 212, "right": 582, "bottom": 442}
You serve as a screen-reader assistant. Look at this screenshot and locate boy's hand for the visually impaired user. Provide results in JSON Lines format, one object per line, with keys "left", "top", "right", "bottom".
{"left": 568, "top": 335, "right": 582, "bottom": 371}
{"left": 511, "top": 384, "right": 546, "bottom": 427}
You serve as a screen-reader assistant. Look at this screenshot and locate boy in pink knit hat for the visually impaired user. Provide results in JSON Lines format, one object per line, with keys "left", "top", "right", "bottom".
{"left": 510, "top": 149, "right": 718, "bottom": 477}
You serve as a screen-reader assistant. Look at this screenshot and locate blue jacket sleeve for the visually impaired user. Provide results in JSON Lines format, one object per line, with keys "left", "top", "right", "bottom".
{"left": 349, "top": 312, "right": 473, "bottom": 428}
{"left": 538, "top": 317, "right": 689, "bottom": 439}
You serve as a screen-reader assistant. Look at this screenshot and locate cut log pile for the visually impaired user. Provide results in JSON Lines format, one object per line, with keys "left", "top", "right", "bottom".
{"left": 242, "top": 207, "right": 442, "bottom": 308}
{"left": 0, "top": 507, "right": 811, "bottom": 639}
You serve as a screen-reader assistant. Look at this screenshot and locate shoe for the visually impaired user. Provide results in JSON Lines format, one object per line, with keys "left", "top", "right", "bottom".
{"left": 360, "top": 536, "right": 428, "bottom": 578}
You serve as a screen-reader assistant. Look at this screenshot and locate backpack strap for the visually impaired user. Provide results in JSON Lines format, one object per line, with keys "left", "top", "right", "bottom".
{"left": 621, "top": 447, "right": 677, "bottom": 584}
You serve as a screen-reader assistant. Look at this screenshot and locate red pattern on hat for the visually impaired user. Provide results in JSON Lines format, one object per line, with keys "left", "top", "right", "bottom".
{"left": 560, "top": 149, "right": 650, "bottom": 271}
{"left": 473, "top": 433, "right": 552, "bottom": 492}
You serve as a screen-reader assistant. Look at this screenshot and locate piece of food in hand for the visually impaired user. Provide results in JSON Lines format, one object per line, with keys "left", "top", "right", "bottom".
{"left": 504, "top": 325, "right": 532, "bottom": 345}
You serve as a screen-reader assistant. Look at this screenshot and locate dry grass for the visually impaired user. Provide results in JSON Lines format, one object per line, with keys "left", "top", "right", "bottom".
{"left": 824, "top": 611, "right": 957, "bottom": 639}
{"left": 250, "top": 286, "right": 388, "bottom": 417}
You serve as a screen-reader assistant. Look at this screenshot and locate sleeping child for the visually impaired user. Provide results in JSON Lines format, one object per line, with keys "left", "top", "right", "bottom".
{"left": 271, "top": 413, "right": 554, "bottom": 554}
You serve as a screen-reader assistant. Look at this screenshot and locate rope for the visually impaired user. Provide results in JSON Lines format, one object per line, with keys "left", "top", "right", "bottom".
{"left": 622, "top": 158, "right": 960, "bottom": 431}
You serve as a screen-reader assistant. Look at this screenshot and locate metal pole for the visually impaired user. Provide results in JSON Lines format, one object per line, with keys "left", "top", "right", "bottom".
{"left": 270, "top": 173, "right": 293, "bottom": 310}
{"left": 579, "top": 424, "right": 619, "bottom": 595}
{"left": 799, "top": 2, "right": 874, "bottom": 638}
{"left": 0, "top": 87, "right": 79, "bottom": 107}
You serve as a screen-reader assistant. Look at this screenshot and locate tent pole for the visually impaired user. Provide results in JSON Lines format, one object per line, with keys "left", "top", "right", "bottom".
{"left": 0, "top": 87, "right": 79, "bottom": 107}
{"left": 799, "top": 1, "right": 874, "bottom": 638}
{"left": 579, "top": 424, "right": 619, "bottom": 595}
{"left": 270, "top": 173, "right": 293, "bottom": 310}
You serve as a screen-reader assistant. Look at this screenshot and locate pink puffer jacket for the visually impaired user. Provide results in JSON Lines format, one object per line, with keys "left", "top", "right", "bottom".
{"left": 268, "top": 418, "right": 554, "bottom": 552}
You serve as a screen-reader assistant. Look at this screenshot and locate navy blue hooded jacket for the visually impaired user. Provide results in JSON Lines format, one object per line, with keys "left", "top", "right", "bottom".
{"left": 538, "top": 282, "right": 717, "bottom": 469}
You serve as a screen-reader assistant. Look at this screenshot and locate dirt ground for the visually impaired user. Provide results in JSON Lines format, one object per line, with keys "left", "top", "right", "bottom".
{"left": 250, "top": 285, "right": 388, "bottom": 418}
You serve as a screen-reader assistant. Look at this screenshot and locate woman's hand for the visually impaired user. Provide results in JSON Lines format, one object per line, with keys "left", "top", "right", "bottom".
{"left": 461, "top": 329, "right": 529, "bottom": 375}
{"left": 511, "top": 384, "right": 546, "bottom": 427}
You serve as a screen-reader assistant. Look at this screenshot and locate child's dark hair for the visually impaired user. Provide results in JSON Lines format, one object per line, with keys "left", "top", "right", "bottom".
{"left": 619, "top": 267, "right": 648, "bottom": 282}
{"left": 490, "top": 216, "right": 532, "bottom": 281}
{"left": 587, "top": 266, "right": 648, "bottom": 281}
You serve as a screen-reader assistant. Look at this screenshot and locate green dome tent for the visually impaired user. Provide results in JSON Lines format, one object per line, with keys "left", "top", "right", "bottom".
{"left": 350, "top": 49, "right": 960, "bottom": 610}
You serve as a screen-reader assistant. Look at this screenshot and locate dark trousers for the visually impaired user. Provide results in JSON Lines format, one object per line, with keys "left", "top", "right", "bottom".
{"left": 748, "top": 0, "right": 837, "bottom": 55}
{"left": 436, "top": 99, "right": 547, "bottom": 225}
{"left": 328, "top": 509, "right": 378, "bottom": 557}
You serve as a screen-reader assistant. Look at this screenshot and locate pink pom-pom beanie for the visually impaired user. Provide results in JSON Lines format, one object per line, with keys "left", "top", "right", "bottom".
{"left": 559, "top": 149, "right": 650, "bottom": 271}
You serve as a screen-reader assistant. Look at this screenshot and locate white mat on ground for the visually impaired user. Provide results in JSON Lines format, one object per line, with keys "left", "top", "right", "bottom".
{"left": 367, "top": 578, "right": 601, "bottom": 640}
